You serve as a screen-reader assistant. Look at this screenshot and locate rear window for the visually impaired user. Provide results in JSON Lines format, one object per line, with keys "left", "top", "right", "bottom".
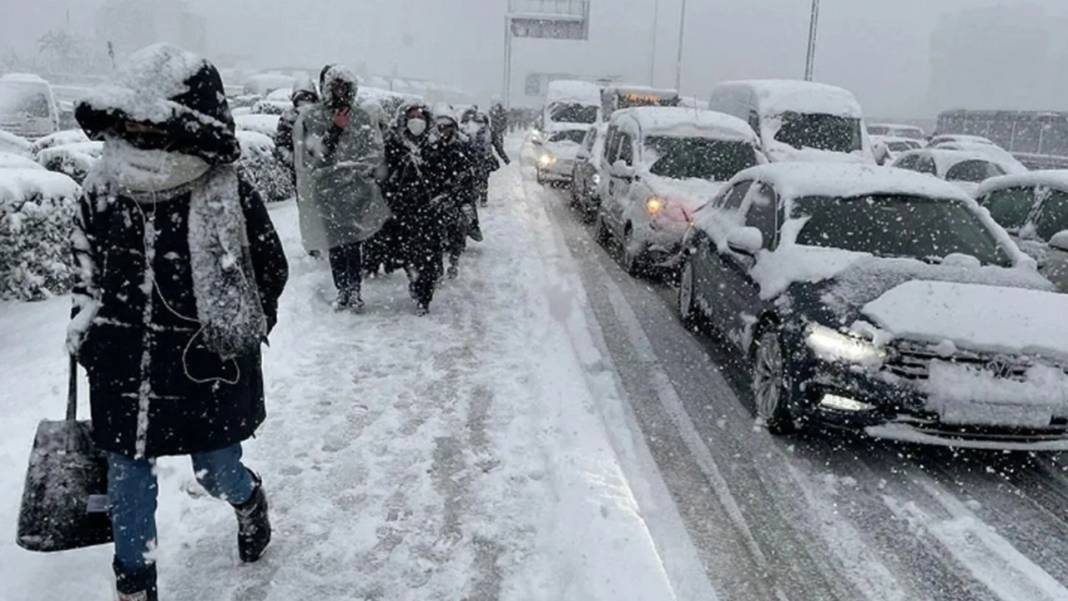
{"left": 645, "top": 136, "right": 758, "bottom": 181}
{"left": 1034, "top": 189, "right": 1068, "bottom": 241}
{"left": 549, "top": 103, "right": 598, "bottom": 124}
{"left": 0, "top": 83, "right": 51, "bottom": 118}
{"left": 981, "top": 186, "right": 1035, "bottom": 231}
{"left": 946, "top": 160, "right": 1005, "bottom": 183}
{"left": 774, "top": 112, "right": 863, "bottom": 153}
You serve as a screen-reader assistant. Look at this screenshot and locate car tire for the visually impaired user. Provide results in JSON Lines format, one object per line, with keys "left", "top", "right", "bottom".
{"left": 678, "top": 258, "right": 703, "bottom": 331}
{"left": 595, "top": 211, "right": 611, "bottom": 246}
{"left": 751, "top": 326, "right": 796, "bottom": 435}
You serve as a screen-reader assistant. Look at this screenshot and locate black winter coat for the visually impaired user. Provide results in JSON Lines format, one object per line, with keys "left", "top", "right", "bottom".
{"left": 72, "top": 175, "right": 288, "bottom": 458}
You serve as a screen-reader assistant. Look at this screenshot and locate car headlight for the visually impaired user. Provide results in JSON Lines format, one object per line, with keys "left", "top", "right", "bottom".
{"left": 538, "top": 153, "right": 556, "bottom": 167}
{"left": 592, "top": 173, "right": 601, "bottom": 185}
{"left": 805, "top": 324, "right": 886, "bottom": 365}
{"left": 646, "top": 196, "right": 665, "bottom": 216}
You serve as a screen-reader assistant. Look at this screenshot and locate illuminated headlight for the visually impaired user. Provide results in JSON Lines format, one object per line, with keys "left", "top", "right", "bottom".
{"left": 592, "top": 173, "right": 601, "bottom": 185}
{"left": 646, "top": 197, "right": 665, "bottom": 216}
{"left": 819, "top": 394, "right": 875, "bottom": 412}
{"left": 805, "top": 324, "right": 886, "bottom": 365}
{"left": 538, "top": 153, "right": 557, "bottom": 167}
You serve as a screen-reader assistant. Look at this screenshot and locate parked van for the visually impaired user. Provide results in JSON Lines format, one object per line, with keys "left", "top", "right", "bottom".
{"left": 541, "top": 80, "right": 601, "bottom": 133}
{"left": 708, "top": 79, "right": 873, "bottom": 164}
{"left": 0, "top": 73, "right": 60, "bottom": 140}
{"left": 601, "top": 85, "right": 680, "bottom": 118}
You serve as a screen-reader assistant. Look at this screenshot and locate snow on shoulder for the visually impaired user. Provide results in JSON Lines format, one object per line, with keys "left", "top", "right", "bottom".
{"left": 979, "top": 169, "right": 1068, "bottom": 197}
{"left": 863, "top": 280, "right": 1068, "bottom": 360}
{"left": 614, "top": 106, "right": 757, "bottom": 141}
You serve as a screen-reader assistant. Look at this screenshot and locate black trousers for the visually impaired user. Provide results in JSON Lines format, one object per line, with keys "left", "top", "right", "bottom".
{"left": 397, "top": 213, "right": 443, "bottom": 306}
{"left": 329, "top": 242, "right": 363, "bottom": 294}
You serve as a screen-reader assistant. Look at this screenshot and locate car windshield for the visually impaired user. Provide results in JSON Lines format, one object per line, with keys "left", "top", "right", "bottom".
{"left": 645, "top": 135, "right": 758, "bottom": 181}
{"left": 1034, "top": 189, "right": 1068, "bottom": 241}
{"left": 549, "top": 103, "right": 598, "bottom": 124}
{"left": 0, "top": 84, "right": 50, "bottom": 118}
{"left": 982, "top": 186, "right": 1035, "bottom": 231}
{"left": 548, "top": 129, "right": 587, "bottom": 144}
{"left": 887, "top": 141, "right": 916, "bottom": 152}
{"left": 794, "top": 194, "right": 1014, "bottom": 267}
{"left": 774, "top": 112, "right": 862, "bottom": 153}
{"left": 946, "top": 160, "right": 1005, "bottom": 182}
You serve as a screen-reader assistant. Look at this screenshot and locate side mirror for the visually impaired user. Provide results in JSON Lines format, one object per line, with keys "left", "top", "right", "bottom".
{"left": 1050, "top": 230, "right": 1068, "bottom": 252}
{"left": 727, "top": 226, "right": 763, "bottom": 256}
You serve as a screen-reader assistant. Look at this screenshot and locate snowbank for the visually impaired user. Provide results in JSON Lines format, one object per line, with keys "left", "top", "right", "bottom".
{"left": 0, "top": 168, "right": 81, "bottom": 300}
{"left": 863, "top": 280, "right": 1068, "bottom": 360}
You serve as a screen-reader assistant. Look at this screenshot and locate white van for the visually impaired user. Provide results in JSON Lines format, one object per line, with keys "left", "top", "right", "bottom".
{"left": 0, "top": 73, "right": 60, "bottom": 140}
{"left": 541, "top": 80, "right": 601, "bottom": 133}
{"left": 708, "top": 80, "right": 873, "bottom": 164}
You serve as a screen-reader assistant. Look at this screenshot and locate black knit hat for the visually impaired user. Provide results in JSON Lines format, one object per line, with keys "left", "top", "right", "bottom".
{"left": 75, "top": 44, "right": 241, "bottom": 166}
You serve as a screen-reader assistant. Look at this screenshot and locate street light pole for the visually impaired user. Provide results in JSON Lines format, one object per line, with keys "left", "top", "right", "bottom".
{"left": 649, "top": 0, "right": 660, "bottom": 87}
{"left": 674, "top": 0, "right": 688, "bottom": 91}
{"left": 503, "top": 15, "right": 513, "bottom": 106}
{"left": 804, "top": 0, "right": 820, "bottom": 81}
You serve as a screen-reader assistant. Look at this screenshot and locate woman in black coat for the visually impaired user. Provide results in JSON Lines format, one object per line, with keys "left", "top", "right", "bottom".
{"left": 67, "top": 44, "right": 287, "bottom": 601}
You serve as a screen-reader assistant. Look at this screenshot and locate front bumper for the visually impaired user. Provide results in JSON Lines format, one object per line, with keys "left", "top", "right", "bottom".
{"left": 539, "top": 158, "right": 575, "bottom": 181}
{"left": 788, "top": 337, "right": 1068, "bottom": 450}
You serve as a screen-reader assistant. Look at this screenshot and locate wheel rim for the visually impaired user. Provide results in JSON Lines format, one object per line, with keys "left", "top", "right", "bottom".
{"left": 753, "top": 333, "right": 784, "bottom": 420}
{"left": 679, "top": 261, "right": 695, "bottom": 318}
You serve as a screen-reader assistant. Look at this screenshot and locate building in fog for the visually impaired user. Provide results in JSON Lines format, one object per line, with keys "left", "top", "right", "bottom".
{"left": 929, "top": 5, "right": 1068, "bottom": 112}
{"left": 95, "top": 0, "right": 207, "bottom": 57}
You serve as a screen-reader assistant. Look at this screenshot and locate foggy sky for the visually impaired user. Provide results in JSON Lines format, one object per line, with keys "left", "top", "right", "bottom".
{"left": 1, "top": 0, "right": 1065, "bottom": 117}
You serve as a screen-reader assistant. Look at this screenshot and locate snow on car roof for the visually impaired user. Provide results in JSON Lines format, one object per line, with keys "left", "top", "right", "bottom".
{"left": 930, "top": 134, "right": 993, "bottom": 145}
{"left": 613, "top": 107, "right": 757, "bottom": 141}
{"left": 734, "top": 162, "right": 972, "bottom": 201}
{"left": 545, "top": 80, "right": 601, "bottom": 105}
{"left": 603, "top": 84, "right": 678, "bottom": 96}
{"left": 718, "top": 79, "right": 862, "bottom": 117}
{"left": 0, "top": 73, "right": 49, "bottom": 84}
{"left": 869, "top": 122, "right": 924, "bottom": 131}
{"left": 0, "top": 167, "right": 80, "bottom": 203}
{"left": 978, "top": 170, "right": 1068, "bottom": 196}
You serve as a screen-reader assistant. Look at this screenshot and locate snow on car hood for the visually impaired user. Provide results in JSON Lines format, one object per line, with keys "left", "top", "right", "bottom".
{"left": 764, "top": 141, "right": 873, "bottom": 165}
{"left": 862, "top": 280, "right": 1068, "bottom": 359}
{"left": 643, "top": 174, "right": 723, "bottom": 214}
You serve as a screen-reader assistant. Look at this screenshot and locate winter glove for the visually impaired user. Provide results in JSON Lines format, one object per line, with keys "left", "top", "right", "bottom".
{"left": 333, "top": 108, "right": 352, "bottom": 130}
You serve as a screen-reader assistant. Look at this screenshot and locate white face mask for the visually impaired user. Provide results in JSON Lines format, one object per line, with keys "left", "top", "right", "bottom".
{"left": 103, "top": 137, "right": 211, "bottom": 193}
{"left": 407, "top": 118, "right": 427, "bottom": 136}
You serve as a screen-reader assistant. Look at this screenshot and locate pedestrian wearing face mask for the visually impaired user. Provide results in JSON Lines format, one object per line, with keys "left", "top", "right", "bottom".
{"left": 460, "top": 108, "right": 502, "bottom": 209}
{"left": 426, "top": 113, "right": 478, "bottom": 281}
{"left": 293, "top": 65, "right": 390, "bottom": 311}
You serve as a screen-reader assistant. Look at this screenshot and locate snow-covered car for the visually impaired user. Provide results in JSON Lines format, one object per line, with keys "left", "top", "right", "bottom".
{"left": 595, "top": 107, "right": 762, "bottom": 275}
{"left": 540, "top": 80, "right": 601, "bottom": 136}
{"left": 0, "top": 167, "right": 81, "bottom": 299}
{"left": 867, "top": 123, "right": 926, "bottom": 140}
{"left": 0, "top": 73, "right": 60, "bottom": 140}
{"left": 0, "top": 151, "right": 44, "bottom": 170}
{"left": 534, "top": 127, "right": 587, "bottom": 186}
{"left": 35, "top": 141, "right": 103, "bottom": 184}
{"left": 977, "top": 171, "right": 1068, "bottom": 292}
{"left": 242, "top": 72, "right": 296, "bottom": 96}
{"left": 29, "top": 128, "right": 89, "bottom": 154}
{"left": 929, "top": 140, "right": 1028, "bottom": 174}
{"left": 871, "top": 135, "right": 922, "bottom": 165}
{"left": 708, "top": 79, "right": 874, "bottom": 164}
{"left": 569, "top": 123, "right": 607, "bottom": 220}
{"left": 0, "top": 129, "right": 32, "bottom": 156}
{"left": 678, "top": 162, "right": 1068, "bottom": 450}
{"left": 892, "top": 148, "right": 1009, "bottom": 196}
{"left": 235, "top": 114, "right": 281, "bottom": 138}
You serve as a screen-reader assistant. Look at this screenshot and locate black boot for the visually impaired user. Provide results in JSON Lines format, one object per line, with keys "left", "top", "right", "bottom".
{"left": 114, "top": 560, "right": 158, "bottom": 601}
{"left": 233, "top": 472, "right": 271, "bottom": 563}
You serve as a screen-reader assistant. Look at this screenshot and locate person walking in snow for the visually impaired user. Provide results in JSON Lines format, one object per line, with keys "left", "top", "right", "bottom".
{"left": 274, "top": 77, "right": 319, "bottom": 185}
{"left": 293, "top": 65, "right": 390, "bottom": 311}
{"left": 460, "top": 108, "right": 503, "bottom": 209}
{"left": 429, "top": 113, "right": 479, "bottom": 280}
{"left": 67, "top": 44, "right": 288, "bottom": 601}
{"left": 489, "top": 100, "right": 511, "bottom": 166}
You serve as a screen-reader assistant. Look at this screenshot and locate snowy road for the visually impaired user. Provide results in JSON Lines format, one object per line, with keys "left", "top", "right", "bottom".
{"left": 529, "top": 147, "right": 1068, "bottom": 600}
{"left": 5, "top": 136, "right": 1068, "bottom": 600}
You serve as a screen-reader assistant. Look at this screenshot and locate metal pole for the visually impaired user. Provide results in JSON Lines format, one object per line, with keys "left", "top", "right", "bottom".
{"left": 804, "top": 0, "right": 820, "bottom": 81}
{"left": 503, "top": 15, "right": 513, "bottom": 107}
{"left": 649, "top": 0, "right": 660, "bottom": 87}
{"left": 674, "top": 0, "right": 688, "bottom": 91}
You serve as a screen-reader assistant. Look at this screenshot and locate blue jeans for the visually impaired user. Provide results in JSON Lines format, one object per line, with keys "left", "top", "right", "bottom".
{"left": 108, "top": 444, "right": 255, "bottom": 574}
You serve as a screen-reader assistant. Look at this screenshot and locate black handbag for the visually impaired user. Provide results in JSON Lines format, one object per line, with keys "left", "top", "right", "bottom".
{"left": 16, "top": 355, "right": 113, "bottom": 552}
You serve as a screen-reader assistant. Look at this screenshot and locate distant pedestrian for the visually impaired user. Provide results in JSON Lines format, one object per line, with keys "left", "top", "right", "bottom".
{"left": 293, "top": 65, "right": 390, "bottom": 311}
{"left": 274, "top": 76, "right": 319, "bottom": 184}
{"left": 69, "top": 43, "right": 288, "bottom": 601}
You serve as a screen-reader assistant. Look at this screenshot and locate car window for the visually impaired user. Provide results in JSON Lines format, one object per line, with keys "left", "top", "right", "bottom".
{"left": 644, "top": 136, "right": 758, "bottom": 181}
{"left": 946, "top": 160, "right": 1005, "bottom": 183}
{"left": 618, "top": 132, "right": 634, "bottom": 166}
{"left": 744, "top": 183, "right": 778, "bottom": 249}
{"left": 895, "top": 155, "right": 917, "bottom": 170}
{"left": 1034, "top": 188, "right": 1068, "bottom": 241}
{"left": 582, "top": 129, "right": 596, "bottom": 152}
{"left": 981, "top": 186, "right": 1035, "bottom": 231}
{"left": 549, "top": 130, "right": 587, "bottom": 144}
{"left": 774, "top": 112, "right": 862, "bottom": 153}
{"left": 915, "top": 155, "right": 937, "bottom": 175}
{"left": 604, "top": 126, "right": 619, "bottom": 163}
{"left": 718, "top": 180, "right": 753, "bottom": 211}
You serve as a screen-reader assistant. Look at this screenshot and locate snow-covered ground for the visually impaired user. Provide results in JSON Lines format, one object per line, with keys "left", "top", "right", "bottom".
{"left": 0, "top": 139, "right": 709, "bottom": 600}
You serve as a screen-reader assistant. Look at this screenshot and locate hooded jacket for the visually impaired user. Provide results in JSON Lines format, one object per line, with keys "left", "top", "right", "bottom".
{"left": 293, "top": 66, "right": 390, "bottom": 250}
{"left": 70, "top": 44, "right": 288, "bottom": 458}
{"left": 275, "top": 77, "right": 319, "bottom": 169}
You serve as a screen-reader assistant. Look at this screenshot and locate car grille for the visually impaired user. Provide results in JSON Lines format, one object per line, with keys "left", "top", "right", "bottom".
{"left": 884, "top": 342, "right": 1033, "bottom": 381}
{"left": 893, "top": 415, "right": 1068, "bottom": 443}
